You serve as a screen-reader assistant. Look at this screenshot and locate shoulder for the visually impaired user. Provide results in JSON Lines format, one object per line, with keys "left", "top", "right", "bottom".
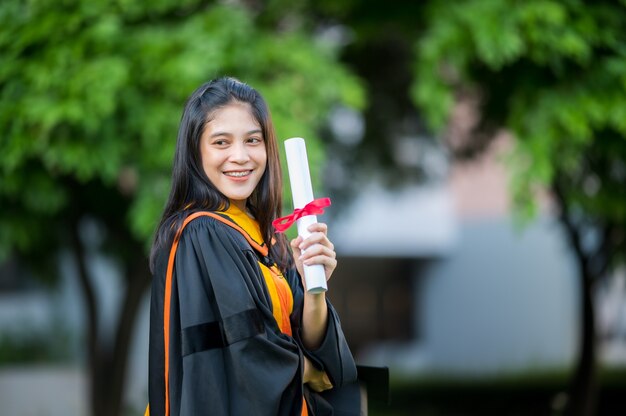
{"left": 178, "top": 212, "right": 250, "bottom": 251}
{"left": 151, "top": 213, "right": 247, "bottom": 284}
{"left": 182, "top": 213, "right": 226, "bottom": 231}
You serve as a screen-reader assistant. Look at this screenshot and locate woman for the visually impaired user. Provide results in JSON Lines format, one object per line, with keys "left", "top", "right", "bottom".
{"left": 148, "top": 77, "right": 359, "bottom": 416}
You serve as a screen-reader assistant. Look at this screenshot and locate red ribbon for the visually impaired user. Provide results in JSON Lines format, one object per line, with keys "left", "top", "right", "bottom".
{"left": 272, "top": 197, "right": 332, "bottom": 233}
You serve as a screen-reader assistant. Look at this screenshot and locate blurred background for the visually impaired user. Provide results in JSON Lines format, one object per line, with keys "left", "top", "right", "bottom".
{"left": 1, "top": 0, "right": 625, "bottom": 415}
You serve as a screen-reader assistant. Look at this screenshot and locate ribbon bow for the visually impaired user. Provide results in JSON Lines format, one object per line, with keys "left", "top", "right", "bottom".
{"left": 272, "top": 197, "right": 331, "bottom": 233}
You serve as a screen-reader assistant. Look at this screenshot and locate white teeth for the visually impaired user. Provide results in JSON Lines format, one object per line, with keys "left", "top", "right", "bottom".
{"left": 225, "top": 171, "right": 250, "bottom": 177}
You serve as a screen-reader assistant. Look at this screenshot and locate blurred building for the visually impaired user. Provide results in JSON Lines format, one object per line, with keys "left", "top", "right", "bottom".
{"left": 328, "top": 134, "right": 592, "bottom": 376}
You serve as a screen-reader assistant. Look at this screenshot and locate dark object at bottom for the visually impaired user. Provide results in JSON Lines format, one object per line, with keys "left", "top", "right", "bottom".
{"left": 357, "top": 365, "right": 390, "bottom": 405}
{"left": 307, "top": 365, "right": 389, "bottom": 415}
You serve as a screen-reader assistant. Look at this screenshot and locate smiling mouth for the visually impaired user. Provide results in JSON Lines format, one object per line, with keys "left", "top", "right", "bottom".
{"left": 224, "top": 170, "right": 252, "bottom": 177}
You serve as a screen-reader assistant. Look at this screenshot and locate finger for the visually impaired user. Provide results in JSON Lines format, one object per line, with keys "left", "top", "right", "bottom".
{"left": 290, "top": 236, "right": 303, "bottom": 248}
{"left": 307, "top": 222, "right": 328, "bottom": 234}
{"left": 301, "top": 250, "right": 336, "bottom": 266}
{"left": 290, "top": 236, "right": 303, "bottom": 256}
{"left": 299, "top": 232, "right": 334, "bottom": 251}
{"left": 302, "top": 255, "right": 337, "bottom": 271}
{"left": 299, "top": 244, "right": 336, "bottom": 262}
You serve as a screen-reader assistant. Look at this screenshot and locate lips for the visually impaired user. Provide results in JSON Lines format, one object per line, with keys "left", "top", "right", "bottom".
{"left": 224, "top": 170, "right": 252, "bottom": 178}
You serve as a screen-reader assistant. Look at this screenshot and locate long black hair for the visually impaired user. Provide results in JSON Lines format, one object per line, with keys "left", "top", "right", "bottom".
{"left": 149, "top": 77, "right": 290, "bottom": 273}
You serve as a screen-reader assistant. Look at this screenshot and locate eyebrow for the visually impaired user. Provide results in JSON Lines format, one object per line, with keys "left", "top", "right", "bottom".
{"left": 209, "top": 129, "right": 263, "bottom": 138}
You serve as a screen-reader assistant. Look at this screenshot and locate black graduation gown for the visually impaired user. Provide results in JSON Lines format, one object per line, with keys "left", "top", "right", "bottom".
{"left": 148, "top": 213, "right": 358, "bottom": 416}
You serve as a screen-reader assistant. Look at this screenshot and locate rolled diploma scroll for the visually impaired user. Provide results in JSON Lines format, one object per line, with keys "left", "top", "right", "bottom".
{"left": 284, "top": 138, "right": 328, "bottom": 293}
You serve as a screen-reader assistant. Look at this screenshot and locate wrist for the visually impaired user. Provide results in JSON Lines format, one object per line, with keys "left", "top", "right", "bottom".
{"left": 304, "top": 292, "right": 326, "bottom": 309}
{"left": 303, "top": 294, "right": 327, "bottom": 319}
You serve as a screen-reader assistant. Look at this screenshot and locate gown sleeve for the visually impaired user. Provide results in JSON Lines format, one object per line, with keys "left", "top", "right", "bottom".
{"left": 285, "top": 268, "right": 362, "bottom": 416}
{"left": 152, "top": 217, "right": 305, "bottom": 416}
{"left": 285, "top": 267, "right": 358, "bottom": 388}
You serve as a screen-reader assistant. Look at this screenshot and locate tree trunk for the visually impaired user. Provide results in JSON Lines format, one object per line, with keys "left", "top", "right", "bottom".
{"left": 553, "top": 181, "right": 598, "bottom": 416}
{"left": 71, "top": 218, "right": 151, "bottom": 416}
{"left": 100, "top": 256, "right": 151, "bottom": 416}
{"left": 69, "top": 220, "right": 103, "bottom": 416}
{"left": 566, "top": 266, "right": 597, "bottom": 416}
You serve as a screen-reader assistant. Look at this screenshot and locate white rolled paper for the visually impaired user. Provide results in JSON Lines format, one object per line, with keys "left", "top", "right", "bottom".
{"left": 284, "top": 137, "right": 328, "bottom": 293}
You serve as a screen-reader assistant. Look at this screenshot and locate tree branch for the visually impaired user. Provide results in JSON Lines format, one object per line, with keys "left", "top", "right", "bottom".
{"left": 552, "top": 178, "right": 591, "bottom": 283}
{"left": 107, "top": 253, "right": 151, "bottom": 416}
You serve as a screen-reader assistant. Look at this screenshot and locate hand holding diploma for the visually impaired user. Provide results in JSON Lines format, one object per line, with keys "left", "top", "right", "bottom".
{"left": 289, "top": 221, "right": 337, "bottom": 289}
{"left": 273, "top": 138, "right": 335, "bottom": 294}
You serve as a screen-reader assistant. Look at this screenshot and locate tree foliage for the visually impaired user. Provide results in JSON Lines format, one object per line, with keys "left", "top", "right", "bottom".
{"left": 0, "top": 0, "right": 365, "bottom": 258}
{"left": 413, "top": 0, "right": 626, "bottom": 235}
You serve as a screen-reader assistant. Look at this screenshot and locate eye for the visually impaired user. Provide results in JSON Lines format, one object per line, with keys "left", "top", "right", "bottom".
{"left": 212, "top": 138, "right": 228, "bottom": 146}
{"left": 247, "top": 136, "right": 263, "bottom": 144}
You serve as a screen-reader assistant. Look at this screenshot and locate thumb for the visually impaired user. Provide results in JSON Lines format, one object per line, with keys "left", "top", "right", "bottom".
{"left": 290, "top": 236, "right": 303, "bottom": 258}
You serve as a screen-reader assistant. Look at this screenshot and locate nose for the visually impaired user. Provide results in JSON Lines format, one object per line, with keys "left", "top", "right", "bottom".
{"left": 229, "top": 141, "right": 250, "bottom": 164}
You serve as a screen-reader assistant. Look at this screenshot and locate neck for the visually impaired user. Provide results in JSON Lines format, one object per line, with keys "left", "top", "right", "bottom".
{"left": 229, "top": 199, "right": 256, "bottom": 219}
{"left": 230, "top": 199, "right": 247, "bottom": 212}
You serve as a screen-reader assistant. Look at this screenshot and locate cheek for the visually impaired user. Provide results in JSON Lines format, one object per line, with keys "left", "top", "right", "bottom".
{"left": 199, "top": 146, "right": 210, "bottom": 173}
{"left": 259, "top": 148, "right": 268, "bottom": 170}
{"left": 200, "top": 147, "right": 220, "bottom": 176}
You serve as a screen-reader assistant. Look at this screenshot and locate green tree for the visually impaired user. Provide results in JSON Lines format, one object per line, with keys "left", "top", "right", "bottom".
{"left": 412, "top": 1, "right": 626, "bottom": 415}
{"left": 0, "top": 1, "right": 364, "bottom": 415}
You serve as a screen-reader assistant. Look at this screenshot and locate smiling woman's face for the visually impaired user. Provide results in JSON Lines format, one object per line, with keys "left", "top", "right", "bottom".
{"left": 199, "top": 101, "right": 267, "bottom": 211}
